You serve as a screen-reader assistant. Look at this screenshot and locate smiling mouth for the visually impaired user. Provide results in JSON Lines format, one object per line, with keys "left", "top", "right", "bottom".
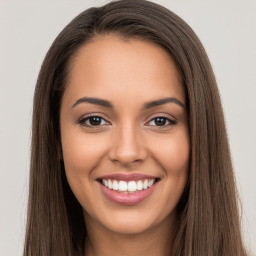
{"left": 97, "top": 178, "right": 160, "bottom": 193}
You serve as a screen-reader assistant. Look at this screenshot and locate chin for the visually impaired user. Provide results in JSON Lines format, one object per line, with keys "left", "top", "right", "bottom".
{"left": 104, "top": 217, "right": 156, "bottom": 235}
{"left": 84, "top": 206, "right": 175, "bottom": 236}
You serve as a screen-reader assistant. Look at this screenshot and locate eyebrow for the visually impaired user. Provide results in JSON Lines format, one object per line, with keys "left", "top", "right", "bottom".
{"left": 143, "top": 97, "right": 185, "bottom": 109}
{"left": 72, "top": 97, "right": 113, "bottom": 108}
{"left": 72, "top": 96, "right": 185, "bottom": 109}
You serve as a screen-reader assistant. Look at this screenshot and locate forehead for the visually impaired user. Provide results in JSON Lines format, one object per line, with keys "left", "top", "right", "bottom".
{"left": 64, "top": 34, "right": 185, "bottom": 107}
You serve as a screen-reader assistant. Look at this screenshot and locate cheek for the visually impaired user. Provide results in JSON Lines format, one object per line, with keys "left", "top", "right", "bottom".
{"left": 153, "top": 129, "right": 190, "bottom": 175}
{"left": 61, "top": 128, "right": 110, "bottom": 198}
{"left": 61, "top": 130, "right": 108, "bottom": 173}
{"left": 156, "top": 130, "right": 190, "bottom": 211}
{"left": 61, "top": 132, "right": 111, "bottom": 215}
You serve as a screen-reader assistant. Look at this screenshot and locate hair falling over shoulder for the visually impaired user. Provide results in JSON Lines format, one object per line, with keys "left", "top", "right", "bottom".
{"left": 23, "top": 0, "right": 249, "bottom": 255}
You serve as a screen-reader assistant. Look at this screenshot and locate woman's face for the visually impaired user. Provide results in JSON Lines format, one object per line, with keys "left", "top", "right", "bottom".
{"left": 60, "top": 35, "right": 190, "bottom": 235}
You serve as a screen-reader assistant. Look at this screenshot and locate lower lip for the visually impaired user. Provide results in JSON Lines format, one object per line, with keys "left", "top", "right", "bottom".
{"left": 99, "top": 182, "right": 158, "bottom": 205}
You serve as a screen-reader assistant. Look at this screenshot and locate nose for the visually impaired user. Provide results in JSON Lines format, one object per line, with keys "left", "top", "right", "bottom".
{"left": 108, "top": 122, "right": 148, "bottom": 167}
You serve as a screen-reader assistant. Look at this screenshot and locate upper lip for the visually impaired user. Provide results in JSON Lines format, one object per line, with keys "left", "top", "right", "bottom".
{"left": 97, "top": 173, "right": 159, "bottom": 181}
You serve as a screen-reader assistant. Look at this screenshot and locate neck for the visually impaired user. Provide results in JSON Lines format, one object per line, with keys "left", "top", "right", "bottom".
{"left": 84, "top": 212, "right": 176, "bottom": 256}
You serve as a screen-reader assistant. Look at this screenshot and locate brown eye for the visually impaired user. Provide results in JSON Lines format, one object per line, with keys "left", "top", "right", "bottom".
{"left": 155, "top": 117, "right": 167, "bottom": 126}
{"left": 88, "top": 116, "right": 102, "bottom": 126}
{"left": 79, "top": 116, "right": 109, "bottom": 127}
{"left": 148, "top": 116, "right": 177, "bottom": 127}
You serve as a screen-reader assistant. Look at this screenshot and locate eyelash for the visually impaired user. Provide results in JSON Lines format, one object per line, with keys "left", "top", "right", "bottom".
{"left": 78, "top": 114, "right": 177, "bottom": 128}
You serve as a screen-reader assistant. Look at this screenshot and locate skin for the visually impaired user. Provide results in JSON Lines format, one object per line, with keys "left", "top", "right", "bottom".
{"left": 60, "top": 34, "right": 190, "bottom": 256}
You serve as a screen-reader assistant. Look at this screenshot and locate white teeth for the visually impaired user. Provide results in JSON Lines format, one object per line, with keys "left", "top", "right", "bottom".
{"left": 143, "top": 180, "right": 148, "bottom": 189}
{"left": 112, "top": 180, "right": 119, "bottom": 191}
{"left": 103, "top": 179, "right": 108, "bottom": 187}
{"left": 148, "top": 179, "right": 154, "bottom": 187}
{"left": 119, "top": 181, "right": 127, "bottom": 191}
{"left": 108, "top": 179, "right": 113, "bottom": 189}
{"left": 101, "top": 178, "right": 156, "bottom": 192}
{"left": 127, "top": 181, "right": 137, "bottom": 192}
{"left": 137, "top": 180, "right": 143, "bottom": 191}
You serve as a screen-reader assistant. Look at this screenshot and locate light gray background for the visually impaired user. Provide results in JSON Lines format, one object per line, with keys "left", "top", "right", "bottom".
{"left": 0, "top": 0, "right": 255, "bottom": 255}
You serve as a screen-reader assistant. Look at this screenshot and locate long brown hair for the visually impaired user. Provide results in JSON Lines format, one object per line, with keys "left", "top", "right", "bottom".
{"left": 24, "top": 0, "right": 248, "bottom": 255}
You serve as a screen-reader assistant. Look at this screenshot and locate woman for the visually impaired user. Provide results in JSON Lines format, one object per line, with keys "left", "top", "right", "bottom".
{"left": 23, "top": 0, "right": 248, "bottom": 255}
